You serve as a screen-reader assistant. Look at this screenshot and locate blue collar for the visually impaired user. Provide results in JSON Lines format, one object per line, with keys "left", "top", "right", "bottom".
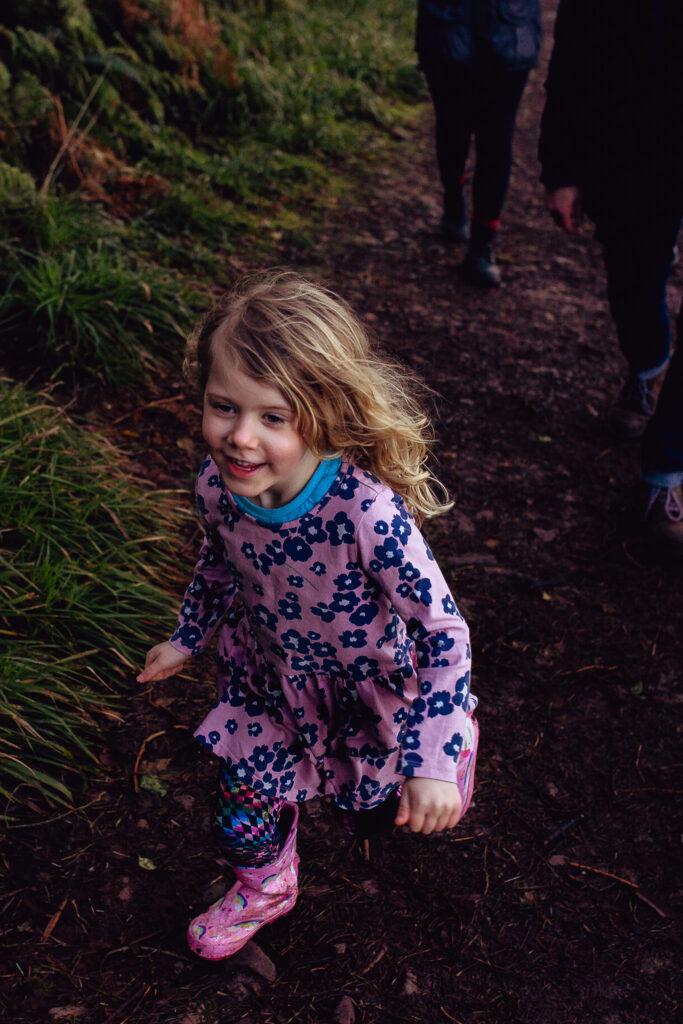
{"left": 232, "top": 457, "right": 342, "bottom": 523}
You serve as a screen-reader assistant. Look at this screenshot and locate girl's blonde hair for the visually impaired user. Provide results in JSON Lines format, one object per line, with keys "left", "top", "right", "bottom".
{"left": 184, "top": 270, "right": 452, "bottom": 524}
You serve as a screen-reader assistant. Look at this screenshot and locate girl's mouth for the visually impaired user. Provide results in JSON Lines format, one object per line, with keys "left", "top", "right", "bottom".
{"left": 224, "top": 457, "right": 264, "bottom": 477}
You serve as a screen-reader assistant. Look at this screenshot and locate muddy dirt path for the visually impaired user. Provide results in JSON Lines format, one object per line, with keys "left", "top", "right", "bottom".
{"left": 3, "top": 3, "right": 681, "bottom": 1022}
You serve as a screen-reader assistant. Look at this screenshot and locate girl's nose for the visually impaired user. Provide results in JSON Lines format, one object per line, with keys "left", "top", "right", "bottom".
{"left": 229, "top": 416, "right": 257, "bottom": 449}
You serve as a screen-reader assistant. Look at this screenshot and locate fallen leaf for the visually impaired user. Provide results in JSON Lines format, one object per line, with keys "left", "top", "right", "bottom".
{"left": 230, "top": 941, "right": 277, "bottom": 982}
{"left": 402, "top": 968, "right": 420, "bottom": 995}
{"left": 360, "top": 879, "right": 379, "bottom": 897}
{"left": 138, "top": 857, "right": 157, "bottom": 871}
{"left": 334, "top": 995, "right": 356, "bottom": 1024}
{"left": 139, "top": 773, "right": 168, "bottom": 797}
{"left": 534, "top": 528, "right": 558, "bottom": 542}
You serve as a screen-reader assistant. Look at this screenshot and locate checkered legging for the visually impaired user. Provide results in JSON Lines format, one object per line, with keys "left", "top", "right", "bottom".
{"left": 214, "top": 764, "right": 401, "bottom": 866}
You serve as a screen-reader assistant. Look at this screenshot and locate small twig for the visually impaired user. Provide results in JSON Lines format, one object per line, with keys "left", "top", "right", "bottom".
{"left": 480, "top": 622, "right": 526, "bottom": 654}
{"left": 362, "top": 946, "right": 386, "bottom": 974}
{"left": 613, "top": 787, "right": 683, "bottom": 794}
{"left": 41, "top": 896, "right": 68, "bottom": 942}
{"left": 556, "top": 664, "right": 619, "bottom": 676}
{"left": 568, "top": 860, "right": 637, "bottom": 887}
{"left": 133, "top": 725, "right": 190, "bottom": 792}
{"left": 634, "top": 890, "right": 671, "bottom": 919}
{"left": 4, "top": 792, "right": 106, "bottom": 830}
{"left": 440, "top": 1006, "right": 464, "bottom": 1024}
{"left": 362, "top": 839, "right": 371, "bottom": 862}
{"left": 544, "top": 816, "right": 582, "bottom": 844}
{"left": 39, "top": 61, "right": 111, "bottom": 199}
{"left": 110, "top": 395, "right": 194, "bottom": 426}
{"left": 100, "top": 984, "right": 151, "bottom": 1024}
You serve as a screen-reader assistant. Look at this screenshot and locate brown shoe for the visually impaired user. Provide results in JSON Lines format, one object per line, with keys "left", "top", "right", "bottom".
{"left": 607, "top": 370, "right": 667, "bottom": 440}
{"left": 640, "top": 482, "right": 683, "bottom": 555}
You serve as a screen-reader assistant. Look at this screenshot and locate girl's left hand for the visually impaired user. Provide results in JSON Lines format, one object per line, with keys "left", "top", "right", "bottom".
{"left": 394, "top": 777, "right": 463, "bottom": 835}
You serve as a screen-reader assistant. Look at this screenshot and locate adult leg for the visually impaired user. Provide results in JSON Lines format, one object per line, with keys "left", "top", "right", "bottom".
{"left": 470, "top": 65, "right": 530, "bottom": 226}
{"left": 642, "top": 300, "right": 683, "bottom": 480}
{"left": 461, "top": 64, "right": 530, "bottom": 287}
{"left": 423, "top": 59, "right": 475, "bottom": 239}
{"left": 598, "top": 200, "right": 681, "bottom": 438}
{"left": 593, "top": 185, "right": 683, "bottom": 550}
{"left": 639, "top": 300, "right": 683, "bottom": 551}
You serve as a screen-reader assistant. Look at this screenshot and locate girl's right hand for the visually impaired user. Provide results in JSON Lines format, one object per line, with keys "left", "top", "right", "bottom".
{"left": 137, "top": 641, "right": 190, "bottom": 684}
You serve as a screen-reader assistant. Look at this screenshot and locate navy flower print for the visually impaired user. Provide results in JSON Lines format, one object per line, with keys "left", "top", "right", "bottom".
{"left": 311, "top": 602, "right": 335, "bottom": 623}
{"left": 299, "top": 516, "right": 327, "bottom": 544}
{"left": 427, "top": 690, "right": 454, "bottom": 717}
{"left": 444, "top": 732, "right": 463, "bottom": 761}
{"left": 391, "top": 514, "right": 412, "bottom": 544}
{"left": 337, "top": 476, "right": 360, "bottom": 500}
{"left": 333, "top": 570, "right": 363, "bottom": 591}
{"left": 265, "top": 540, "right": 287, "bottom": 565}
{"left": 330, "top": 591, "right": 360, "bottom": 614}
{"left": 371, "top": 536, "right": 404, "bottom": 571}
{"left": 283, "top": 536, "right": 312, "bottom": 562}
{"left": 340, "top": 628, "right": 367, "bottom": 649}
{"left": 326, "top": 511, "right": 355, "bottom": 545}
{"left": 254, "top": 604, "right": 278, "bottom": 632}
{"left": 278, "top": 593, "right": 302, "bottom": 621}
{"left": 249, "top": 745, "right": 275, "bottom": 771}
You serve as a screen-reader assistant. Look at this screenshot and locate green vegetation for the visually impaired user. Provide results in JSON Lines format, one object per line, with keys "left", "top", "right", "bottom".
{"left": 0, "top": 1, "right": 424, "bottom": 807}
{"left": 1, "top": 0, "right": 424, "bottom": 392}
{"left": 0, "top": 380, "right": 188, "bottom": 806}
{"left": 0, "top": 197, "right": 192, "bottom": 389}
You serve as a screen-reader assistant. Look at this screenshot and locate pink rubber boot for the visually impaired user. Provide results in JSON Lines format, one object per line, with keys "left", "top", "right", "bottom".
{"left": 187, "top": 803, "right": 300, "bottom": 961}
{"left": 457, "top": 715, "right": 479, "bottom": 819}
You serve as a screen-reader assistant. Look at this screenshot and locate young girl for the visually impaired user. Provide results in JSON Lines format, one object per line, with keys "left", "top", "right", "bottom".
{"left": 138, "top": 271, "right": 478, "bottom": 961}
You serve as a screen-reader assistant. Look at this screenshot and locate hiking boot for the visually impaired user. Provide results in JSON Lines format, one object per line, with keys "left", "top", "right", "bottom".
{"left": 441, "top": 187, "right": 469, "bottom": 243}
{"left": 460, "top": 241, "right": 501, "bottom": 287}
{"left": 607, "top": 369, "right": 667, "bottom": 440}
{"left": 638, "top": 482, "right": 683, "bottom": 555}
{"left": 441, "top": 211, "right": 469, "bottom": 243}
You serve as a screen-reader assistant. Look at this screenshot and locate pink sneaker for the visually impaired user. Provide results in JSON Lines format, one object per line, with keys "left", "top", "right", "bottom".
{"left": 187, "top": 803, "right": 299, "bottom": 961}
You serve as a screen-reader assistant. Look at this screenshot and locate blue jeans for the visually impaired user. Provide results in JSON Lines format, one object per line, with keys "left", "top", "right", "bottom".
{"left": 642, "top": 303, "right": 683, "bottom": 486}
{"left": 591, "top": 191, "right": 683, "bottom": 483}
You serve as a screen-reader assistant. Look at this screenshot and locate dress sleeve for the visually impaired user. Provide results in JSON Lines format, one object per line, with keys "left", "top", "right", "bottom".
{"left": 169, "top": 473, "right": 237, "bottom": 657}
{"left": 356, "top": 493, "right": 475, "bottom": 785}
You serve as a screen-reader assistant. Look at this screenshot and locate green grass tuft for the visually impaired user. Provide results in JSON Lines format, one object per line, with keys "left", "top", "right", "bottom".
{"left": 0, "top": 380, "right": 189, "bottom": 807}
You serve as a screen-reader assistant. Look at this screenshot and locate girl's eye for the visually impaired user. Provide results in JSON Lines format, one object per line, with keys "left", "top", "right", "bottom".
{"left": 264, "top": 414, "right": 285, "bottom": 425}
{"left": 213, "top": 402, "right": 235, "bottom": 414}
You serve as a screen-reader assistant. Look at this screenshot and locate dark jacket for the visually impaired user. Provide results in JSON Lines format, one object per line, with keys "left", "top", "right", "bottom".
{"left": 416, "top": 0, "right": 542, "bottom": 71}
{"left": 539, "top": 0, "right": 683, "bottom": 198}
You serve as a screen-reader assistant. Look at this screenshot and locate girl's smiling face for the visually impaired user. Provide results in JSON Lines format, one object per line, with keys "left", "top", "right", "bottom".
{"left": 202, "top": 350, "right": 320, "bottom": 508}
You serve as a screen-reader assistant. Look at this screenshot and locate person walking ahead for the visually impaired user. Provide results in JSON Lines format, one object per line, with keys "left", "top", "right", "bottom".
{"left": 539, "top": 0, "right": 683, "bottom": 554}
{"left": 417, "top": 0, "right": 541, "bottom": 286}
